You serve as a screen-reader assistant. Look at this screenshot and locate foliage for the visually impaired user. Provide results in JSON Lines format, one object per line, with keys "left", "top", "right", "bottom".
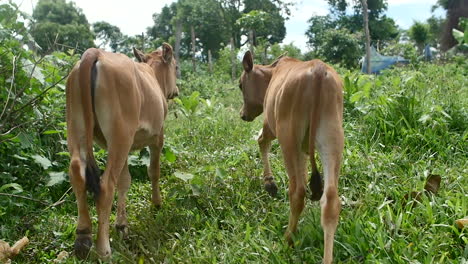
{"left": 0, "top": 1, "right": 79, "bottom": 238}
{"left": 433, "top": 0, "right": 468, "bottom": 51}
{"left": 147, "top": 3, "right": 178, "bottom": 44}
{"left": 324, "top": 0, "right": 399, "bottom": 47}
{"left": 449, "top": 17, "right": 468, "bottom": 53}
{"left": 426, "top": 15, "right": 445, "bottom": 47}
{"left": 409, "top": 21, "right": 430, "bottom": 51}
{"left": 318, "top": 29, "right": 362, "bottom": 68}
{"left": 241, "top": 0, "right": 286, "bottom": 45}
{"left": 381, "top": 42, "right": 418, "bottom": 63}
{"left": 30, "top": 0, "right": 94, "bottom": 53}
{"left": 92, "top": 21, "right": 124, "bottom": 52}
{"left": 146, "top": 0, "right": 290, "bottom": 60}
{"left": 305, "top": 15, "right": 336, "bottom": 50}
{"left": 4, "top": 62, "right": 465, "bottom": 263}
{"left": 1, "top": 1, "right": 468, "bottom": 263}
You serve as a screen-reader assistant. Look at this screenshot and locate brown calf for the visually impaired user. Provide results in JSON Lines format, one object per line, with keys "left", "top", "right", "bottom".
{"left": 239, "top": 51, "right": 344, "bottom": 264}
{"left": 66, "top": 44, "right": 178, "bottom": 259}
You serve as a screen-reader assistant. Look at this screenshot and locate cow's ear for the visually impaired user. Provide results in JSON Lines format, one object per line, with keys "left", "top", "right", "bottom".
{"left": 162, "top": 43, "right": 173, "bottom": 63}
{"left": 242, "top": 51, "right": 253, "bottom": 72}
{"left": 270, "top": 51, "right": 287, "bottom": 67}
{"left": 133, "top": 47, "right": 146, "bottom": 62}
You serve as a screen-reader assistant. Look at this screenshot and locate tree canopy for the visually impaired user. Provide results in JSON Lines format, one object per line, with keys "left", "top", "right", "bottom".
{"left": 31, "top": 0, "right": 94, "bottom": 53}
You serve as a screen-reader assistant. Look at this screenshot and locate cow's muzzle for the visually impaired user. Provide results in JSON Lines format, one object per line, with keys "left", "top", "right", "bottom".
{"left": 240, "top": 113, "right": 254, "bottom": 122}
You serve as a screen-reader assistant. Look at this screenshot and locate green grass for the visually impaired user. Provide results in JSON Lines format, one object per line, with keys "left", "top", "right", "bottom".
{"left": 2, "top": 63, "right": 467, "bottom": 263}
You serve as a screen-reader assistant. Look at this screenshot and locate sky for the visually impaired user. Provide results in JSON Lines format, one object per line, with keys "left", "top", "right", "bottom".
{"left": 11, "top": 0, "right": 445, "bottom": 51}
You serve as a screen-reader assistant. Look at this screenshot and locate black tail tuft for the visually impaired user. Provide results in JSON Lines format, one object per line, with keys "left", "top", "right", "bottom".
{"left": 310, "top": 168, "right": 323, "bottom": 201}
{"left": 85, "top": 160, "right": 101, "bottom": 199}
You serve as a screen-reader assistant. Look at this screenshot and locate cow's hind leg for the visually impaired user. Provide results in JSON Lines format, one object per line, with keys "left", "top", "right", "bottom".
{"left": 95, "top": 130, "right": 134, "bottom": 258}
{"left": 317, "top": 122, "right": 344, "bottom": 264}
{"left": 69, "top": 153, "right": 93, "bottom": 259}
{"left": 116, "top": 161, "right": 131, "bottom": 238}
{"left": 258, "top": 123, "right": 278, "bottom": 196}
{"left": 148, "top": 132, "right": 164, "bottom": 207}
{"left": 280, "top": 139, "right": 307, "bottom": 245}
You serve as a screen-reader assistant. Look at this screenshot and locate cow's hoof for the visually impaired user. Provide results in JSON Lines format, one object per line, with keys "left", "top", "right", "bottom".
{"left": 116, "top": 224, "right": 129, "bottom": 239}
{"left": 74, "top": 234, "right": 92, "bottom": 259}
{"left": 284, "top": 231, "right": 294, "bottom": 248}
{"left": 264, "top": 181, "right": 278, "bottom": 197}
{"left": 151, "top": 194, "right": 162, "bottom": 208}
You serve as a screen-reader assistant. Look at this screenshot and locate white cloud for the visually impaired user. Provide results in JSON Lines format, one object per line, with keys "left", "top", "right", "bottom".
{"left": 387, "top": 0, "right": 438, "bottom": 6}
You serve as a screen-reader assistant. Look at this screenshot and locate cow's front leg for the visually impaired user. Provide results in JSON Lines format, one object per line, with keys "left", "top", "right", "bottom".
{"left": 258, "top": 124, "right": 278, "bottom": 196}
{"left": 116, "top": 161, "right": 131, "bottom": 239}
{"left": 148, "top": 133, "right": 164, "bottom": 207}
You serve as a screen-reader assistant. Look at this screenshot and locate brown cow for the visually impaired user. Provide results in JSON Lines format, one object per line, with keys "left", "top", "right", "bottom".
{"left": 239, "top": 51, "right": 344, "bottom": 264}
{"left": 66, "top": 43, "right": 178, "bottom": 259}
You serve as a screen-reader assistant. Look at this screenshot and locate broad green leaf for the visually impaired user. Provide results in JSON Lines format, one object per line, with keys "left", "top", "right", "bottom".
{"left": 13, "top": 154, "right": 28, "bottom": 160}
{"left": 32, "top": 154, "right": 52, "bottom": 169}
{"left": 18, "top": 132, "right": 33, "bottom": 149}
{"left": 174, "top": 171, "right": 194, "bottom": 182}
{"left": 216, "top": 168, "right": 227, "bottom": 178}
{"left": 164, "top": 148, "right": 176, "bottom": 163}
{"left": 190, "top": 184, "right": 201, "bottom": 196}
{"left": 0, "top": 183, "right": 23, "bottom": 193}
{"left": 350, "top": 91, "right": 364, "bottom": 103}
{"left": 452, "top": 29, "right": 464, "bottom": 44}
{"left": 43, "top": 130, "right": 60, "bottom": 135}
{"left": 47, "top": 171, "right": 66, "bottom": 186}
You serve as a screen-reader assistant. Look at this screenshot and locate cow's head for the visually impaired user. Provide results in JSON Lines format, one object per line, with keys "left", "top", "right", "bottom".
{"left": 133, "top": 43, "right": 179, "bottom": 99}
{"left": 239, "top": 51, "right": 273, "bottom": 122}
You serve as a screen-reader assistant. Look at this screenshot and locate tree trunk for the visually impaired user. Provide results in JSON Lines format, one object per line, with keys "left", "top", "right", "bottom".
{"left": 263, "top": 45, "right": 268, "bottom": 65}
{"left": 174, "top": 19, "right": 182, "bottom": 78}
{"left": 231, "top": 37, "right": 236, "bottom": 82}
{"left": 249, "top": 30, "right": 254, "bottom": 57}
{"left": 362, "top": 0, "right": 371, "bottom": 74}
{"left": 441, "top": 1, "right": 468, "bottom": 51}
{"left": 191, "top": 25, "right": 196, "bottom": 73}
{"left": 208, "top": 49, "right": 213, "bottom": 74}
{"left": 140, "top": 32, "right": 146, "bottom": 51}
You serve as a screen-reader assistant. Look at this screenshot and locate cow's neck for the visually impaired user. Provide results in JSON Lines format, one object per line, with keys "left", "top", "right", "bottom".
{"left": 256, "top": 65, "right": 273, "bottom": 103}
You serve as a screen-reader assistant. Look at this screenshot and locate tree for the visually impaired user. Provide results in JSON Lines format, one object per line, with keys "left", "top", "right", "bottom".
{"left": 409, "top": 21, "right": 429, "bottom": 52}
{"left": 433, "top": 0, "right": 468, "bottom": 51}
{"left": 326, "top": 0, "right": 399, "bottom": 47}
{"left": 147, "top": 3, "right": 177, "bottom": 48}
{"left": 426, "top": 15, "right": 445, "bottom": 47}
{"left": 242, "top": 0, "right": 286, "bottom": 45}
{"left": 362, "top": 0, "right": 371, "bottom": 74}
{"left": 305, "top": 15, "right": 336, "bottom": 50}
{"left": 92, "top": 21, "right": 123, "bottom": 52}
{"left": 30, "top": 0, "right": 94, "bottom": 53}
{"left": 319, "top": 29, "right": 362, "bottom": 68}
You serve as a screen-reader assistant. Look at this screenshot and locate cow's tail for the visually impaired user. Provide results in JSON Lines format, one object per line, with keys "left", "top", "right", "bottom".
{"left": 78, "top": 48, "right": 101, "bottom": 199}
{"left": 309, "top": 62, "right": 326, "bottom": 201}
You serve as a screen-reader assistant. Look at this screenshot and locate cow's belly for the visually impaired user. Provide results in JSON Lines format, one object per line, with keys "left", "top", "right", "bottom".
{"left": 92, "top": 122, "right": 160, "bottom": 151}
{"left": 131, "top": 126, "right": 158, "bottom": 150}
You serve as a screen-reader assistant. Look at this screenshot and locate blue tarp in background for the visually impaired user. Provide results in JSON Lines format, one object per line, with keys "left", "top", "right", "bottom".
{"left": 361, "top": 47, "right": 409, "bottom": 74}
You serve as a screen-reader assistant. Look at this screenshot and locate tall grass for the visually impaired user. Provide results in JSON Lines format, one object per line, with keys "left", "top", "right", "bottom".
{"left": 3, "top": 62, "right": 467, "bottom": 263}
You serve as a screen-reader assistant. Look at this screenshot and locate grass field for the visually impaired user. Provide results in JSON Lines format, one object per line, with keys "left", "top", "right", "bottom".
{"left": 1, "top": 62, "right": 467, "bottom": 263}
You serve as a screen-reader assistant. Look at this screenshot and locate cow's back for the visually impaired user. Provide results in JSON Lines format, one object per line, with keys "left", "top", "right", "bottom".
{"left": 264, "top": 58, "right": 342, "bottom": 141}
